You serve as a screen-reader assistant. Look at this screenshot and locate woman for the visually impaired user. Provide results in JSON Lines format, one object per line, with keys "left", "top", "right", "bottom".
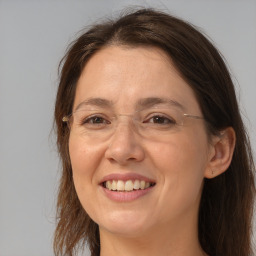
{"left": 54, "top": 8, "right": 255, "bottom": 256}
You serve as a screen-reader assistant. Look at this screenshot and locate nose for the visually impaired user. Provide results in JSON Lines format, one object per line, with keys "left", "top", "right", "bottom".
{"left": 104, "top": 121, "right": 145, "bottom": 165}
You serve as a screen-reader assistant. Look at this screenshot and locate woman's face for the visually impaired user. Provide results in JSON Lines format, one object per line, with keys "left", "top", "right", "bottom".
{"left": 69, "top": 46, "right": 214, "bottom": 237}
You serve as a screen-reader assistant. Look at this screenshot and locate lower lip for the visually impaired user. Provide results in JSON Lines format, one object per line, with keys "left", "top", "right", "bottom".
{"left": 101, "top": 186, "right": 154, "bottom": 202}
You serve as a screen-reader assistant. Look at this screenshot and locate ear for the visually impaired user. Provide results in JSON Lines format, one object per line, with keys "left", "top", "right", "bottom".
{"left": 204, "top": 127, "right": 236, "bottom": 179}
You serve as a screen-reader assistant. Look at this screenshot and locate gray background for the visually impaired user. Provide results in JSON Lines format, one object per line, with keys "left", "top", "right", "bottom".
{"left": 0, "top": 0, "right": 255, "bottom": 255}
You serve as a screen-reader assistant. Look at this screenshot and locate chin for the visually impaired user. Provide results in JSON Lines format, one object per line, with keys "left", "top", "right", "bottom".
{"left": 96, "top": 209, "right": 151, "bottom": 237}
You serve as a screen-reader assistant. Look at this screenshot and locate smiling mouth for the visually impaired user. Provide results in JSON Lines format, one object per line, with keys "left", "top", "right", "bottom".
{"left": 102, "top": 180, "right": 156, "bottom": 192}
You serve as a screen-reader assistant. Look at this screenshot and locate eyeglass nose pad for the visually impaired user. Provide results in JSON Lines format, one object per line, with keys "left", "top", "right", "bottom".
{"left": 105, "top": 115, "right": 145, "bottom": 164}
{"left": 114, "top": 114, "right": 140, "bottom": 133}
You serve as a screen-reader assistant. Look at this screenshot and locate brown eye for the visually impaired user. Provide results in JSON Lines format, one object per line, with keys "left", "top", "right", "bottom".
{"left": 82, "top": 115, "right": 110, "bottom": 125}
{"left": 88, "top": 116, "right": 105, "bottom": 124}
{"left": 145, "top": 115, "right": 176, "bottom": 125}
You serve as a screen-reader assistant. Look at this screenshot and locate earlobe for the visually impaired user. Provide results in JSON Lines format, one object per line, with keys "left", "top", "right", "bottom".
{"left": 204, "top": 127, "right": 236, "bottom": 179}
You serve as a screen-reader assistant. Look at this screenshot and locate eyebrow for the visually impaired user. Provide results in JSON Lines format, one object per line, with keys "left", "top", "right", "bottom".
{"left": 74, "top": 98, "right": 114, "bottom": 111}
{"left": 136, "top": 97, "right": 186, "bottom": 111}
{"left": 74, "top": 97, "right": 186, "bottom": 112}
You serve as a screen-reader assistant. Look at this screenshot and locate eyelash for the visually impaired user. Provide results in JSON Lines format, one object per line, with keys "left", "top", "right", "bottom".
{"left": 81, "top": 115, "right": 110, "bottom": 125}
{"left": 79, "top": 113, "right": 176, "bottom": 126}
{"left": 144, "top": 113, "right": 176, "bottom": 125}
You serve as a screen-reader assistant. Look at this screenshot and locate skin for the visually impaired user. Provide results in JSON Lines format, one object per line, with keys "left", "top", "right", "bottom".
{"left": 69, "top": 46, "right": 235, "bottom": 256}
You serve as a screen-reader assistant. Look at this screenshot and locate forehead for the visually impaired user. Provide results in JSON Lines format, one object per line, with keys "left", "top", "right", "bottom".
{"left": 74, "top": 46, "right": 201, "bottom": 114}
{"left": 80, "top": 45, "right": 175, "bottom": 84}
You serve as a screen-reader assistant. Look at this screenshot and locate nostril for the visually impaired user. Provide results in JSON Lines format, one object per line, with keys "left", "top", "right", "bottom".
{"left": 105, "top": 136, "right": 145, "bottom": 164}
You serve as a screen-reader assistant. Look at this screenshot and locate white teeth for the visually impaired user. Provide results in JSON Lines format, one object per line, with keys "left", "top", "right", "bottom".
{"left": 140, "top": 180, "right": 145, "bottom": 189}
{"left": 104, "top": 179, "right": 154, "bottom": 191}
{"left": 111, "top": 180, "right": 117, "bottom": 190}
{"left": 116, "top": 180, "right": 125, "bottom": 191}
{"left": 133, "top": 180, "right": 140, "bottom": 190}
{"left": 125, "top": 180, "right": 133, "bottom": 191}
{"left": 106, "top": 180, "right": 112, "bottom": 190}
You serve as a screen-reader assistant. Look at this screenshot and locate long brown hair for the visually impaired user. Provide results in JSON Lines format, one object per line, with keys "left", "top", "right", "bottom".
{"left": 54, "top": 8, "right": 255, "bottom": 256}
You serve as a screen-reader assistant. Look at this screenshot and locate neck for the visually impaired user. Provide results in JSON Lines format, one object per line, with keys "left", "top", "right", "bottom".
{"left": 99, "top": 214, "right": 206, "bottom": 256}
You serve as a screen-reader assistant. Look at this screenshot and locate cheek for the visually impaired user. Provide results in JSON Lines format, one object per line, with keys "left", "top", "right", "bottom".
{"left": 151, "top": 134, "right": 208, "bottom": 216}
{"left": 153, "top": 134, "right": 208, "bottom": 175}
{"left": 69, "top": 136, "right": 103, "bottom": 173}
{"left": 68, "top": 136, "right": 107, "bottom": 220}
{"left": 68, "top": 136, "right": 104, "bottom": 196}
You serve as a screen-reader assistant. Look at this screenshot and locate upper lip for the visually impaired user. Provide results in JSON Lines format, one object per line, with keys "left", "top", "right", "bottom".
{"left": 99, "top": 172, "right": 156, "bottom": 184}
